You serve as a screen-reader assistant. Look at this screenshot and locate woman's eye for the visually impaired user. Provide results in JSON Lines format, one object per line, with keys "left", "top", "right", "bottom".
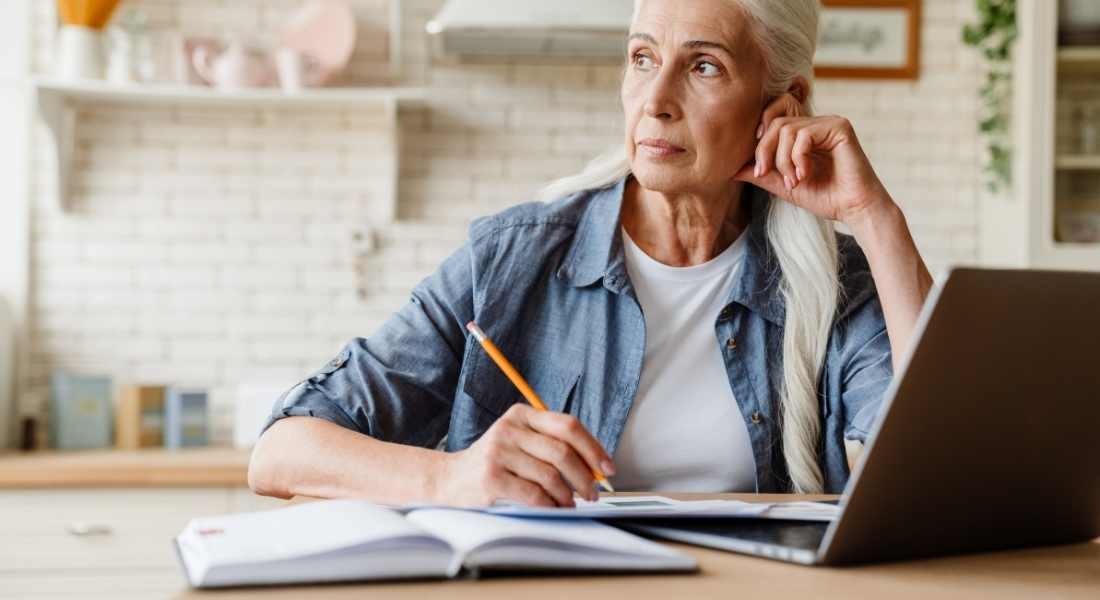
{"left": 632, "top": 53, "right": 655, "bottom": 69}
{"left": 694, "top": 61, "right": 721, "bottom": 76}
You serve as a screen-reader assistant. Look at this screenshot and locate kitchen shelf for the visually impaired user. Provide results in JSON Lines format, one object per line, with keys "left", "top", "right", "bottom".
{"left": 0, "top": 447, "right": 251, "bottom": 488}
{"left": 35, "top": 78, "right": 426, "bottom": 107}
{"left": 1055, "top": 154, "right": 1100, "bottom": 170}
{"left": 33, "top": 78, "right": 426, "bottom": 214}
{"left": 1057, "top": 45, "right": 1100, "bottom": 74}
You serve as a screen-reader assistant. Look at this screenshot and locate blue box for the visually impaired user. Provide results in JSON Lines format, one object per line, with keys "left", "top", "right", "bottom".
{"left": 164, "top": 388, "right": 209, "bottom": 449}
{"left": 49, "top": 372, "right": 113, "bottom": 450}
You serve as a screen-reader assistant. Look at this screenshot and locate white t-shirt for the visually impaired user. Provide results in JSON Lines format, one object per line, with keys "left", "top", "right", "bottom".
{"left": 611, "top": 228, "right": 757, "bottom": 492}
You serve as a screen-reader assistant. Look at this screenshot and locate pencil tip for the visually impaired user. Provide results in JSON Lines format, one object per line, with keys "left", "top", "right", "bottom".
{"left": 599, "top": 479, "right": 616, "bottom": 493}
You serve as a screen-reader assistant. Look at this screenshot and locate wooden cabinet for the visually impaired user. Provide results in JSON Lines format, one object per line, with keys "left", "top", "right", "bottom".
{"left": 0, "top": 448, "right": 286, "bottom": 575}
{"left": 1000, "top": 0, "right": 1100, "bottom": 270}
{"left": 1, "top": 488, "right": 225, "bottom": 571}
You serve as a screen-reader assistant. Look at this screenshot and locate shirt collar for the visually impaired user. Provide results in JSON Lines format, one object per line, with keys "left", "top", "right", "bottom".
{"left": 556, "top": 175, "right": 786, "bottom": 325}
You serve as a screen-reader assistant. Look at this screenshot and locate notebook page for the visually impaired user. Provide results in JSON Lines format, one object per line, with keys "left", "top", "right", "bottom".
{"left": 182, "top": 499, "right": 440, "bottom": 565}
{"left": 406, "top": 508, "right": 691, "bottom": 566}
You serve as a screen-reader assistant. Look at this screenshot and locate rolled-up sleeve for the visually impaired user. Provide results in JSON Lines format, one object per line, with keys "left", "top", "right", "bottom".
{"left": 259, "top": 230, "right": 483, "bottom": 449}
{"left": 839, "top": 302, "right": 894, "bottom": 443}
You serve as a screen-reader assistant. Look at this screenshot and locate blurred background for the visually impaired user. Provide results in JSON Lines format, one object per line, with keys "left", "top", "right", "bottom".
{"left": 2, "top": 1, "right": 1099, "bottom": 593}
{"left": 0, "top": 0, "right": 1096, "bottom": 454}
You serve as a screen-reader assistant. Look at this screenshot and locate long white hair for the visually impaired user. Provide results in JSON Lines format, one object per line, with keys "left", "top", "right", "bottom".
{"left": 539, "top": 0, "right": 838, "bottom": 493}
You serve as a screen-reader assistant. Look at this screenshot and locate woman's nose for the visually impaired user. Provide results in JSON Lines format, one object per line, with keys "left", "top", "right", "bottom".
{"left": 643, "top": 69, "right": 680, "bottom": 120}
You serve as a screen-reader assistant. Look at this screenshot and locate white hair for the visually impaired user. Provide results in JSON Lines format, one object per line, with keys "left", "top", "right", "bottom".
{"left": 539, "top": 0, "right": 837, "bottom": 493}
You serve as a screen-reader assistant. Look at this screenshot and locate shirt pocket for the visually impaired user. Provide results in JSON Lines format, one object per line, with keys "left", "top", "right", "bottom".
{"left": 459, "top": 347, "right": 581, "bottom": 419}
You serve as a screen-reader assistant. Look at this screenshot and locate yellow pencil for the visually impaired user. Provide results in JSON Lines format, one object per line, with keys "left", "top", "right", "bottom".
{"left": 466, "top": 321, "right": 615, "bottom": 494}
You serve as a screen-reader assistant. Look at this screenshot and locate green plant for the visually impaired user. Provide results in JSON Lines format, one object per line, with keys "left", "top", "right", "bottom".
{"left": 962, "top": 0, "right": 1017, "bottom": 193}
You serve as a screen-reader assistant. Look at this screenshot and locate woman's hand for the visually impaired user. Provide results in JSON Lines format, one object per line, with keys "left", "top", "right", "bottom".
{"left": 435, "top": 404, "right": 615, "bottom": 508}
{"left": 735, "top": 93, "right": 893, "bottom": 226}
{"left": 736, "top": 95, "right": 933, "bottom": 376}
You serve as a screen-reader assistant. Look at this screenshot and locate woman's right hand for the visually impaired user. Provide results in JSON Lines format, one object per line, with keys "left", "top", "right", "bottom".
{"left": 435, "top": 404, "right": 616, "bottom": 508}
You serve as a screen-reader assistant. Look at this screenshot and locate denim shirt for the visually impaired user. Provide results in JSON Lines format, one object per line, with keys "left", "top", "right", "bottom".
{"left": 262, "top": 176, "right": 894, "bottom": 493}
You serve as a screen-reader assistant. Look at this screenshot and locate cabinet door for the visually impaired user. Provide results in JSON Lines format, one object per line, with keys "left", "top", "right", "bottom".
{"left": 0, "top": 488, "right": 228, "bottom": 571}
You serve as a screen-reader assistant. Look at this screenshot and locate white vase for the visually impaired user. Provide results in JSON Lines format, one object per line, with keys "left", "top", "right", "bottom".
{"left": 55, "top": 25, "right": 105, "bottom": 80}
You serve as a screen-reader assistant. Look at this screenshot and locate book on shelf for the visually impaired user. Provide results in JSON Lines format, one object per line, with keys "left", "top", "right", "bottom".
{"left": 115, "top": 384, "right": 166, "bottom": 449}
{"left": 165, "top": 388, "right": 209, "bottom": 449}
{"left": 49, "top": 371, "right": 113, "bottom": 450}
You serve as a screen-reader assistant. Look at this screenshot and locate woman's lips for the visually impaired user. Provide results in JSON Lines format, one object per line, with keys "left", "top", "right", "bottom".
{"left": 637, "top": 138, "right": 686, "bottom": 158}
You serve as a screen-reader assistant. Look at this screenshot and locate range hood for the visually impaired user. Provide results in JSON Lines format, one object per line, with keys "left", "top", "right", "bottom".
{"left": 426, "top": 0, "right": 633, "bottom": 59}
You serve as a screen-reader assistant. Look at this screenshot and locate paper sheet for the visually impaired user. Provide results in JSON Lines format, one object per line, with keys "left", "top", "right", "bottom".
{"left": 481, "top": 495, "right": 840, "bottom": 522}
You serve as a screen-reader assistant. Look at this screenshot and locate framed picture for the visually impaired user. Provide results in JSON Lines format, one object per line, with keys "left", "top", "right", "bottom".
{"left": 814, "top": 0, "right": 922, "bottom": 80}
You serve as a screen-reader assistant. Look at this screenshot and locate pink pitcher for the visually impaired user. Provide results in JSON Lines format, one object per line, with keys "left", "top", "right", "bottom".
{"left": 192, "top": 40, "right": 275, "bottom": 90}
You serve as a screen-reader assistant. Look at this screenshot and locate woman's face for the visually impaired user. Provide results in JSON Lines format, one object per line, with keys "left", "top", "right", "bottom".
{"left": 623, "top": 0, "right": 766, "bottom": 196}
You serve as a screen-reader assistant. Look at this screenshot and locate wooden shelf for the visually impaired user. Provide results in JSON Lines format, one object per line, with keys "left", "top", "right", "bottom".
{"left": 1057, "top": 46, "right": 1100, "bottom": 60}
{"left": 1055, "top": 154, "right": 1100, "bottom": 170}
{"left": 33, "top": 78, "right": 425, "bottom": 215}
{"left": 0, "top": 447, "right": 251, "bottom": 488}
{"left": 1057, "top": 46, "right": 1100, "bottom": 74}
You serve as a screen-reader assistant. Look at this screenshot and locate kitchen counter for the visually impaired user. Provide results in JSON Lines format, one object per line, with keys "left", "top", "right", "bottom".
{"left": 0, "top": 447, "right": 251, "bottom": 488}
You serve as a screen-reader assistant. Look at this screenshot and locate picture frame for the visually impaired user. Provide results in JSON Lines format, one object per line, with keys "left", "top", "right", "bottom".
{"left": 814, "top": 0, "right": 922, "bottom": 80}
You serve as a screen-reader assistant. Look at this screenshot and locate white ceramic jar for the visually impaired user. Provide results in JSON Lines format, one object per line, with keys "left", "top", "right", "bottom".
{"left": 55, "top": 25, "right": 105, "bottom": 80}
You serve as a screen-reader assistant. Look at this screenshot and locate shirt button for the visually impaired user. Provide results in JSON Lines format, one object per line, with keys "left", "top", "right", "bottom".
{"left": 751, "top": 411, "right": 762, "bottom": 425}
{"left": 726, "top": 337, "right": 737, "bottom": 350}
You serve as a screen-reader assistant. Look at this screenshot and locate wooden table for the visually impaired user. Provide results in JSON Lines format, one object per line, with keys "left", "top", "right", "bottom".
{"left": 3, "top": 492, "right": 1096, "bottom": 599}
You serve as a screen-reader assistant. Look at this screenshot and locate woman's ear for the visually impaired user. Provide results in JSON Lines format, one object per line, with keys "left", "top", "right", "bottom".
{"left": 787, "top": 76, "right": 810, "bottom": 105}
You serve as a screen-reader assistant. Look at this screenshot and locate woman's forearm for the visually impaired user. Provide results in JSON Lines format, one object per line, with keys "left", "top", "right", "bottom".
{"left": 845, "top": 197, "right": 934, "bottom": 371}
{"left": 248, "top": 416, "right": 447, "bottom": 503}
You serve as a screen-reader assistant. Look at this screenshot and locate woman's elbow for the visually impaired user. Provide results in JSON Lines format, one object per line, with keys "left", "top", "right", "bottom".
{"left": 248, "top": 424, "right": 294, "bottom": 499}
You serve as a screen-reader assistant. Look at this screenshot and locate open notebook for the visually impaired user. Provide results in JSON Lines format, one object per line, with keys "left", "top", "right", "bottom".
{"left": 174, "top": 499, "right": 697, "bottom": 588}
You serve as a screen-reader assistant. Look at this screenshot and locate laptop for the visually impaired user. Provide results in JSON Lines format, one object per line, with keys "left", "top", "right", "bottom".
{"left": 615, "top": 267, "right": 1100, "bottom": 565}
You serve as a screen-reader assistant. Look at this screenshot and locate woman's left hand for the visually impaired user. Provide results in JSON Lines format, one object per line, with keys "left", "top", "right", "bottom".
{"left": 734, "top": 95, "right": 893, "bottom": 226}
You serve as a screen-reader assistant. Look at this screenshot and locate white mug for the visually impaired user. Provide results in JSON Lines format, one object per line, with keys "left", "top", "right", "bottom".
{"left": 275, "top": 47, "right": 324, "bottom": 92}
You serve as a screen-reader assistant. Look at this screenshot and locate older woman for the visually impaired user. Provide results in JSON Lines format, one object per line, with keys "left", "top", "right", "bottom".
{"left": 249, "top": 0, "right": 932, "bottom": 506}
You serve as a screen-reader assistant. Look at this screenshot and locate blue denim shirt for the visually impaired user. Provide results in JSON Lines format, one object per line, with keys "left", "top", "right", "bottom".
{"left": 262, "top": 176, "right": 893, "bottom": 493}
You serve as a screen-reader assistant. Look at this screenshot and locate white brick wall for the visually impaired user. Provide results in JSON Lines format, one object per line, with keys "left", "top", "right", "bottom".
{"left": 24, "top": 0, "right": 983, "bottom": 443}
